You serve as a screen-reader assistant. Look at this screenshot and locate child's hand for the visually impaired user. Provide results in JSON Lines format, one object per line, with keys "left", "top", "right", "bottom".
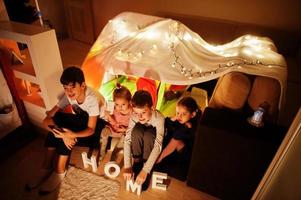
{"left": 156, "top": 156, "right": 162, "bottom": 164}
{"left": 114, "top": 126, "right": 127, "bottom": 134}
{"left": 185, "top": 122, "right": 192, "bottom": 128}
{"left": 62, "top": 137, "right": 76, "bottom": 150}
{"left": 123, "top": 168, "right": 133, "bottom": 181}
{"left": 61, "top": 128, "right": 76, "bottom": 139}
{"left": 52, "top": 128, "right": 76, "bottom": 139}
{"left": 52, "top": 128, "right": 64, "bottom": 138}
{"left": 109, "top": 125, "right": 119, "bottom": 133}
{"left": 110, "top": 118, "right": 117, "bottom": 126}
{"left": 105, "top": 112, "right": 117, "bottom": 125}
{"left": 136, "top": 169, "right": 147, "bottom": 185}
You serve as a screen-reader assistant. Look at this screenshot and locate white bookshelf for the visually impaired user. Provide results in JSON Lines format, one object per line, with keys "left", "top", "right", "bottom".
{"left": 0, "top": 21, "right": 63, "bottom": 128}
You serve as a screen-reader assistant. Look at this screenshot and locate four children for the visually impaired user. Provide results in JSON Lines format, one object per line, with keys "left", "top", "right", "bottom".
{"left": 26, "top": 66, "right": 201, "bottom": 194}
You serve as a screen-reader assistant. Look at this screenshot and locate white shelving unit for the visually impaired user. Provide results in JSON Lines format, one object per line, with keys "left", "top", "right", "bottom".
{"left": 0, "top": 21, "right": 63, "bottom": 128}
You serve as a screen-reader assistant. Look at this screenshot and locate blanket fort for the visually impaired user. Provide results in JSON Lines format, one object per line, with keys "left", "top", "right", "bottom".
{"left": 82, "top": 12, "right": 287, "bottom": 111}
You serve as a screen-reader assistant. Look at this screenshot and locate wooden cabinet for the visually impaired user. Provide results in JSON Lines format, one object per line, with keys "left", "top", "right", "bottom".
{"left": 0, "top": 21, "right": 63, "bottom": 128}
{"left": 63, "top": 0, "right": 95, "bottom": 44}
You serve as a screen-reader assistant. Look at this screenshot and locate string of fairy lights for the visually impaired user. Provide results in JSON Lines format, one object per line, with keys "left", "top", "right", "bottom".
{"left": 168, "top": 21, "right": 286, "bottom": 79}
{"left": 169, "top": 42, "right": 286, "bottom": 80}
{"left": 110, "top": 18, "right": 286, "bottom": 80}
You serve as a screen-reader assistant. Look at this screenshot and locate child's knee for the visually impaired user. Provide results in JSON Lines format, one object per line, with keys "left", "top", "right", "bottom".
{"left": 143, "top": 128, "right": 155, "bottom": 141}
{"left": 143, "top": 131, "right": 154, "bottom": 142}
{"left": 131, "top": 126, "right": 144, "bottom": 141}
{"left": 101, "top": 127, "right": 111, "bottom": 138}
{"left": 132, "top": 124, "right": 144, "bottom": 135}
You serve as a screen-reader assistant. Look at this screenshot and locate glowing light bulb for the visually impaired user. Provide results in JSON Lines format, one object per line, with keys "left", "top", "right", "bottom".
{"left": 145, "top": 30, "right": 159, "bottom": 39}
{"left": 256, "top": 54, "right": 264, "bottom": 59}
{"left": 183, "top": 32, "right": 192, "bottom": 41}
{"left": 243, "top": 48, "right": 253, "bottom": 56}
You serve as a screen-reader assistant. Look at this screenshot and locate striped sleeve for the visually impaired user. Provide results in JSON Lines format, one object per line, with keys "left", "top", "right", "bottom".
{"left": 124, "top": 117, "right": 135, "bottom": 169}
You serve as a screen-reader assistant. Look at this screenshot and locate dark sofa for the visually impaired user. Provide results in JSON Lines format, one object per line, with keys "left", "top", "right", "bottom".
{"left": 187, "top": 107, "right": 286, "bottom": 200}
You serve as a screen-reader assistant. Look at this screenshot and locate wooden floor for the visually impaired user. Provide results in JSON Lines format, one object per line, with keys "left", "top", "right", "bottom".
{"left": 0, "top": 134, "right": 217, "bottom": 200}
{"left": 69, "top": 147, "right": 217, "bottom": 200}
{"left": 59, "top": 38, "right": 218, "bottom": 200}
{"left": 102, "top": 151, "right": 216, "bottom": 200}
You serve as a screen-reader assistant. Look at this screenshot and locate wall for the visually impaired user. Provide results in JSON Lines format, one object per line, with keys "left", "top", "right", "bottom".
{"left": 158, "top": 0, "right": 301, "bottom": 32}
{"left": 29, "top": 0, "right": 67, "bottom": 37}
{"left": 91, "top": 0, "right": 301, "bottom": 36}
{"left": 92, "top": 0, "right": 159, "bottom": 36}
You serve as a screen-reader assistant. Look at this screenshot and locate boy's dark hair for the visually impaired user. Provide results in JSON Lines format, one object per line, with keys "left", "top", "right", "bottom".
{"left": 178, "top": 97, "right": 199, "bottom": 113}
{"left": 60, "top": 66, "right": 85, "bottom": 86}
{"left": 113, "top": 83, "right": 132, "bottom": 101}
{"left": 131, "top": 90, "right": 153, "bottom": 108}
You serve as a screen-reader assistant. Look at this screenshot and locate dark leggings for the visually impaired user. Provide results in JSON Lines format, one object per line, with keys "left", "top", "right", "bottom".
{"left": 131, "top": 123, "right": 156, "bottom": 161}
{"left": 45, "top": 112, "right": 105, "bottom": 155}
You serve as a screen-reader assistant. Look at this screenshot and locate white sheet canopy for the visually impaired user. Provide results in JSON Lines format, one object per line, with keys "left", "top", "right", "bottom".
{"left": 83, "top": 12, "right": 287, "bottom": 109}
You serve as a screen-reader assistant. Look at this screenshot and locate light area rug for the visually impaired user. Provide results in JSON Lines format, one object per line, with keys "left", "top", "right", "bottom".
{"left": 58, "top": 167, "right": 120, "bottom": 200}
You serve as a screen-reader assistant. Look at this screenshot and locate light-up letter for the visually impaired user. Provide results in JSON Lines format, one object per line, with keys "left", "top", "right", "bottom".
{"left": 126, "top": 179, "right": 141, "bottom": 195}
{"left": 104, "top": 161, "right": 120, "bottom": 178}
{"left": 81, "top": 152, "right": 97, "bottom": 172}
{"left": 152, "top": 171, "right": 168, "bottom": 190}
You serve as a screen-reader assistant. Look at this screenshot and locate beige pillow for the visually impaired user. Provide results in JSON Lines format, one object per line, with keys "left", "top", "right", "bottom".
{"left": 209, "top": 72, "right": 251, "bottom": 110}
{"left": 248, "top": 76, "right": 280, "bottom": 119}
{"left": 191, "top": 87, "right": 208, "bottom": 112}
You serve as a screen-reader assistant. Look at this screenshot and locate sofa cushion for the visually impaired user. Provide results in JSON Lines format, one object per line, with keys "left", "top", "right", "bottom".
{"left": 247, "top": 76, "right": 280, "bottom": 121}
{"left": 209, "top": 72, "right": 251, "bottom": 110}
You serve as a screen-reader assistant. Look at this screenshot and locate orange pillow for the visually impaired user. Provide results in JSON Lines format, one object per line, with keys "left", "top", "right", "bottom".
{"left": 136, "top": 77, "right": 158, "bottom": 106}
